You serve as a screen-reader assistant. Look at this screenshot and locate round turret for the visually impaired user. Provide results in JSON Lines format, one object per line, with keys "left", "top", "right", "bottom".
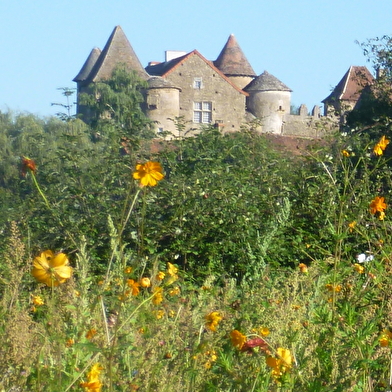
{"left": 244, "top": 71, "right": 292, "bottom": 134}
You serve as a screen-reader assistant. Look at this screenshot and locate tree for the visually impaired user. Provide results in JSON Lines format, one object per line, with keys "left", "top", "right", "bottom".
{"left": 79, "top": 65, "right": 154, "bottom": 141}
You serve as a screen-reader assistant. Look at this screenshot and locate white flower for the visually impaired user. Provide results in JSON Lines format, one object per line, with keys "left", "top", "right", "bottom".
{"left": 356, "top": 253, "right": 374, "bottom": 263}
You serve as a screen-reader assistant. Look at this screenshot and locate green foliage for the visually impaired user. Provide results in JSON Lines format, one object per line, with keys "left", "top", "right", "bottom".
{"left": 79, "top": 65, "right": 154, "bottom": 140}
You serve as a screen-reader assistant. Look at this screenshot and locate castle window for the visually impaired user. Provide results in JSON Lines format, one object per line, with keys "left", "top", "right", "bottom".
{"left": 193, "top": 77, "right": 203, "bottom": 89}
{"left": 193, "top": 101, "right": 212, "bottom": 123}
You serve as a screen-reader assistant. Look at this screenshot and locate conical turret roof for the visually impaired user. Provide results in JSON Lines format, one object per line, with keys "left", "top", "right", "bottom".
{"left": 73, "top": 47, "right": 102, "bottom": 82}
{"left": 76, "top": 26, "right": 149, "bottom": 83}
{"left": 214, "top": 34, "right": 256, "bottom": 77}
{"left": 244, "top": 71, "right": 291, "bottom": 92}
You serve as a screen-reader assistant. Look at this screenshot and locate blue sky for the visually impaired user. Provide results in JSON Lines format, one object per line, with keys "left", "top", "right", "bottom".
{"left": 1, "top": 0, "right": 392, "bottom": 118}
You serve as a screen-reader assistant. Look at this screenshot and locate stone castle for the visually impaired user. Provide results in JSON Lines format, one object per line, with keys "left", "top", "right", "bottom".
{"left": 74, "top": 26, "right": 374, "bottom": 138}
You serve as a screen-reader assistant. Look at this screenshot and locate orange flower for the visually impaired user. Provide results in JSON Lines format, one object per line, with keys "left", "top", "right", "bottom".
{"left": 127, "top": 279, "right": 140, "bottom": 296}
{"left": 342, "top": 150, "right": 350, "bottom": 157}
{"left": 21, "top": 156, "right": 37, "bottom": 176}
{"left": 152, "top": 287, "right": 164, "bottom": 305}
{"left": 133, "top": 161, "right": 164, "bottom": 187}
{"left": 369, "top": 196, "right": 387, "bottom": 216}
{"left": 86, "top": 329, "right": 97, "bottom": 340}
{"left": 348, "top": 221, "right": 356, "bottom": 232}
{"left": 230, "top": 330, "right": 247, "bottom": 349}
{"left": 298, "top": 263, "right": 308, "bottom": 273}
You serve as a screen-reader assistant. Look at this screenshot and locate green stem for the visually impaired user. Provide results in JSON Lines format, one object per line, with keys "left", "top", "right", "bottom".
{"left": 31, "top": 172, "right": 51, "bottom": 210}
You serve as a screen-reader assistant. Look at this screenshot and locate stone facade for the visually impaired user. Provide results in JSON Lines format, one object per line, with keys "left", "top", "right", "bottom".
{"left": 74, "top": 26, "right": 340, "bottom": 138}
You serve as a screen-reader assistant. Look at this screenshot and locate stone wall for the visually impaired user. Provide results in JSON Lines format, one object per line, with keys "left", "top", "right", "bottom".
{"left": 164, "top": 54, "right": 247, "bottom": 132}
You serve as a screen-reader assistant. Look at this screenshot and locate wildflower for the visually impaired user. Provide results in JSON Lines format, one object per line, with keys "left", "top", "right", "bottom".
{"left": 124, "top": 266, "right": 133, "bottom": 274}
{"left": 298, "top": 263, "right": 308, "bottom": 273}
{"left": 127, "top": 279, "right": 140, "bottom": 296}
{"left": 139, "top": 277, "right": 151, "bottom": 288}
{"left": 166, "top": 262, "right": 179, "bottom": 284}
{"left": 156, "top": 271, "right": 165, "bottom": 281}
{"left": 86, "top": 329, "right": 97, "bottom": 340}
{"left": 169, "top": 286, "right": 180, "bottom": 296}
{"left": 66, "top": 338, "right": 75, "bottom": 347}
{"left": 31, "top": 250, "right": 72, "bottom": 287}
{"left": 325, "top": 284, "right": 342, "bottom": 292}
{"left": 379, "top": 211, "right": 386, "bottom": 220}
{"left": 152, "top": 287, "right": 164, "bottom": 305}
{"left": 167, "top": 262, "right": 178, "bottom": 276}
{"left": 133, "top": 161, "right": 164, "bottom": 187}
{"left": 353, "top": 263, "right": 365, "bottom": 274}
{"left": 266, "top": 348, "right": 293, "bottom": 379}
{"left": 155, "top": 310, "right": 165, "bottom": 319}
{"left": 342, "top": 150, "right": 350, "bottom": 157}
{"left": 21, "top": 156, "right": 37, "bottom": 176}
{"left": 370, "top": 196, "right": 387, "bottom": 215}
{"left": 379, "top": 330, "right": 392, "bottom": 347}
{"left": 81, "top": 363, "right": 103, "bottom": 392}
{"left": 241, "top": 337, "right": 268, "bottom": 353}
{"left": 205, "top": 311, "right": 223, "bottom": 332}
{"left": 31, "top": 295, "right": 44, "bottom": 306}
{"left": 373, "top": 135, "right": 390, "bottom": 156}
{"left": 356, "top": 253, "right": 374, "bottom": 263}
{"left": 259, "top": 327, "right": 270, "bottom": 337}
{"left": 230, "top": 330, "right": 247, "bottom": 349}
{"left": 348, "top": 221, "right": 356, "bottom": 232}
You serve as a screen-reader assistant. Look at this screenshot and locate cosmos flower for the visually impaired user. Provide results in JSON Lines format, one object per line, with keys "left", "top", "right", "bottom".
{"left": 369, "top": 196, "right": 387, "bottom": 219}
{"left": 230, "top": 330, "right": 247, "bottom": 350}
{"left": 81, "top": 363, "right": 103, "bottom": 392}
{"left": 31, "top": 250, "right": 72, "bottom": 287}
{"left": 298, "top": 263, "right": 308, "bottom": 273}
{"left": 133, "top": 161, "right": 164, "bottom": 187}
{"left": 139, "top": 277, "right": 151, "bottom": 288}
{"left": 21, "top": 156, "right": 37, "bottom": 176}
{"left": 266, "top": 348, "right": 293, "bottom": 379}
{"left": 373, "top": 135, "right": 389, "bottom": 156}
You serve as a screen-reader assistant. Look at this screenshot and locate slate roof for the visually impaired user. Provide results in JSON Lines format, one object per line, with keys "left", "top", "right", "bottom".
{"left": 244, "top": 71, "right": 292, "bottom": 92}
{"left": 73, "top": 47, "right": 102, "bottom": 82}
{"left": 146, "top": 50, "right": 248, "bottom": 96}
{"left": 322, "top": 66, "right": 374, "bottom": 103}
{"left": 213, "top": 34, "right": 256, "bottom": 77}
{"left": 73, "top": 25, "right": 148, "bottom": 84}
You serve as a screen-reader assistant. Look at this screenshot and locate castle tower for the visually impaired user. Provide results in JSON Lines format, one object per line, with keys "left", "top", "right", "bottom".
{"left": 244, "top": 71, "right": 292, "bottom": 134}
{"left": 214, "top": 34, "right": 256, "bottom": 89}
{"left": 73, "top": 26, "right": 149, "bottom": 119}
{"left": 144, "top": 77, "right": 181, "bottom": 136}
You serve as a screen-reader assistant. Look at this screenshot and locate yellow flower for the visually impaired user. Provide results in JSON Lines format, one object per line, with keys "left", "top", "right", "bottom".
{"left": 353, "top": 263, "right": 365, "bottom": 274}
{"left": 379, "top": 330, "right": 392, "bottom": 347}
{"left": 373, "top": 135, "right": 390, "bottom": 156}
{"left": 156, "top": 271, "right": 165, "bottom": 281}
{"left": 348, "top": 221, "right": 356, "bottom": 232}
{"left": 81, "top": 363, "right": 103, "bottom": 392}
{"left": 31, "top": 295, "right": 44, "bottom": 306}
{"left": 342, "top": 150, "right": 350, "bottom": 157}
{"left": 298, "top": 263, "right": 308, "bottom": 273}
{"left": 167, "top": 262, "right": 178, "bottom": 276}
{"left": 133, "top": 161, "right": 164, "bottom": 187}
{"left": 370, "top": 196, "right": 387, "bottom": 216}
{"left": 124, "top": 266, "right": 133, "bottom": 274}
{"left": 379, "top": 211, "right": 386, "bottom": 220}
{"left": 127, "top": 279, "right": 140, "bottom": 296}
{"left": 169, "top": 286, "right": 180, "bottom": 296}
{"left": 152, "top": 287, "right": 164, "bottom": 305}
{"left": 66, "top": 338, "right": 75, "bottom": 347}
{"left": 266, "top": 347, "right": 293, "bottom": 379}
{"left": 31, "top": 250, "right": 72, "bottom": 287}
{"left": 325, "top": 284, "right": 342, "bottom": 292}
{"left": 205, "top": 311, "right": 223, "bottom": 332}
{"left": 140, "top": 277, "right": 151, "bottom": 288}
{"left": 230, "top": 330, "right": 247, "bottom": 349}
{"left": 155, "top": 309, "right": 165, "bottom": 319}
{"left": 259, "top": 327, "right": 270, "bottom": 337}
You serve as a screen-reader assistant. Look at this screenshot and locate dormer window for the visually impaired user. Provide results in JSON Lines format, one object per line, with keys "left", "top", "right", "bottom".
{"left": 193, "top": 77, "right": 203, "bottom": 89}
